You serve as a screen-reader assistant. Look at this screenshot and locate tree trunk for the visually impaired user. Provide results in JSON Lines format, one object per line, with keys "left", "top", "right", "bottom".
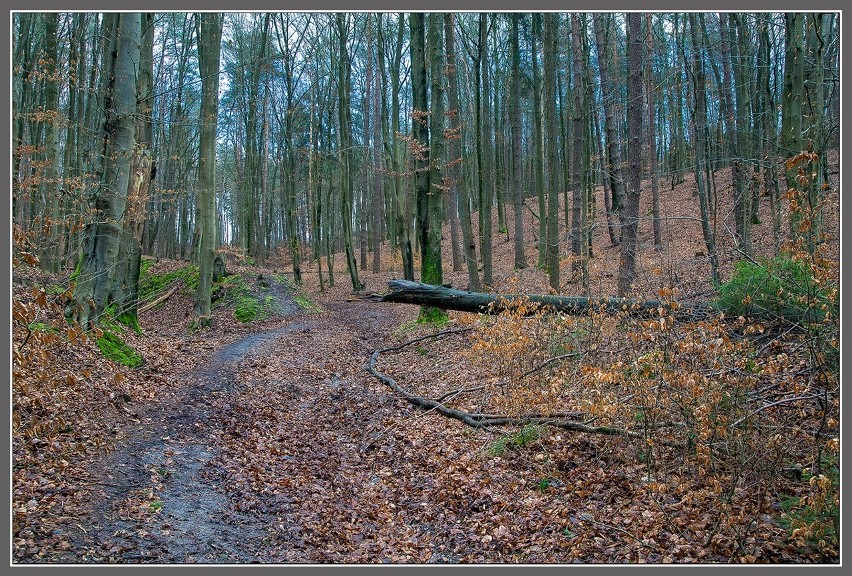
{"left": 370, "top": 15, "right": 384, "bottom": 275}
{"left": 781, "top": 13, "right": 804, "bottom": 220}
{"left": 570, "top": 13, "right": 586, "bottom": 287}
{"left": 593, "top": 13, "right": 624, "bottom": 243}
{"left": 478, "top": 14, "right": 494, "bottom": 287}
{"left": 531, "top": 14, "right": 547, "bottom": 268}
{"left": 127, "top": 13, "right": 155, "bottom": 246}
{"left": 71, "top": 13, "right": 142, "bottom": 330}
{"left": 509, "top": 14, "right": 527, "bottom": 270}
{"left": 193, "top": 12, "right": 222, "bottom": 326}
{"left": 647, "top": 15, "right": 662, "bottom": 251}
{"left": 424, "top": 13, "right": 447, "bottom": 318}
{"left": 688, "top": 14, "right": 720, "bottom": 286}
{"left": 375, "top": 279, "right": 711, "bottom": 319}
{"left": 40, "top": 13, "right": 61, "bottom": 274}
{"left": 757, "top": 13, "right": 782, "bottom": 254}
{"left": 445, "top": 14, "right": 480, "bottom": 291}
{"left": 543, "top": 14, "right": 560, "bottom": 291}
{"left": 618, "top": 13, "right": 643, "bottom": 297}
{"left": 337, "top": 14, "right": 363, "bottom": 291}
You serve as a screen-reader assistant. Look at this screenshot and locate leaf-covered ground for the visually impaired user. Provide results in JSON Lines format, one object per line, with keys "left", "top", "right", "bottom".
{"left": 12, "top": 157, "right": 839, "bottom": 564}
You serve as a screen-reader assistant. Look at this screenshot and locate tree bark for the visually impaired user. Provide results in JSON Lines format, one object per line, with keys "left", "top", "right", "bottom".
{"left": 445, "top": 14, "right": 480, "bottom": 291}
{"left": 647, "top": 15, "right": 662, "bottom": 251}
{"left": 478, "top": 14, "right": 494, "bottom": 287}
{"left": 71, "top": 13, "right": 142, "bottom": 330}
{"left": 531, "top": 14, "right": 547, "bottom": 268}
{"left": 570, "top": 13, "right": 587, "bottom": 287}
{"left": 374, "top": 279, "right": 712, "bottom": 320}
{"left": 424, "top": 13, "right": 445, "bottom": 291}
{"left": 40, "top": 13, "right": 61, "bottom": 274}
{"left": 337, "top": 14, "right": 363, "bottom": 291}
{"left": 509, "top": 14, "right": 527, "bottom": 270}
{"left": 193, "top": 12, "right": 223, "bottom": 325}
{"left": 543, "top": 14, "right": 560, "bottom": 291}
{"left": 618, "top": 13, "right": 643, "bottom": 297}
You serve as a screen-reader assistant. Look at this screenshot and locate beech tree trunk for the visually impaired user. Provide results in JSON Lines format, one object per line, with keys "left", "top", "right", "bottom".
{"left": 71, "top": 13, "right": 142, "bottom": 330}
{"left": 193, "top": 12, "right": 223, "bottom": 325}
{"left": 543, "top": 14, "right": 560, "bottom": 291}
{"left": 618, "top": 13, "right": 643, "bottom": 297}
{"left": 509, "top": 14, "right": 527, "bottom": 270}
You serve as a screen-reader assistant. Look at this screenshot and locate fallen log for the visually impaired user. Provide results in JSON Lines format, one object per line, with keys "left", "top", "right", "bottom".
{"left": 372, "top": 279, "right": 714, "bottom": 319}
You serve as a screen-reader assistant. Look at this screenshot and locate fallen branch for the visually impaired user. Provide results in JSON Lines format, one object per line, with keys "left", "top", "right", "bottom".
{"left": 139, "top": 283, "right": 181, "bottom": 314}
{"left": 364, "top": 329, "right": 684, "bottom": 447}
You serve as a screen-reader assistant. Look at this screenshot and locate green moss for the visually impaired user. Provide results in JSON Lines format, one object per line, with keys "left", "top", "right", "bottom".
{"left": 224, "top": 276, "right": 265, "bottom": 323}
{"left": 97, "top": 330, "right": 143, "bottom": 368}
{"left": 117, "top": 312, "right": 142, "bottom": 335}
{"left": 417, "top": 306, "right": 449, "bottom": 325}
{"left": 28, "top": 322, "right": 56, "bottom": 333}
{"left": 139, "top": 261, "right": 200, "bottom": 302}
{"left": 68, "top": 254, "right": 84, "bottom": 284}
{"left": 487, "top": 424, "right": 543, "bottom": 457}
{"left": 294, "top": 292, "right": 323, "bottom": 313}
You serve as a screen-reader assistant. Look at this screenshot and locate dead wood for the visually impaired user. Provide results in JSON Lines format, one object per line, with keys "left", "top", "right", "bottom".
{"left": 372, "top": 279, "right": 714, "bottom": 320}
{"left": 138, "top": 283, "right": 181, "bottom": 314}
{"left": 364, "top": 327, "right": 685, "bottom": 447}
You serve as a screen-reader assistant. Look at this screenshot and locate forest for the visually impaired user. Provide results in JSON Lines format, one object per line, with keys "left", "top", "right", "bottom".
{"left": 12, "top": 12, "right": 840, "bottom": 564}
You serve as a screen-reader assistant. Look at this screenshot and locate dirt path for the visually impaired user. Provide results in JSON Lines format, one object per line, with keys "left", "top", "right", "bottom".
{"left": 53, "top": 295, "right": 427, "bottom": 563}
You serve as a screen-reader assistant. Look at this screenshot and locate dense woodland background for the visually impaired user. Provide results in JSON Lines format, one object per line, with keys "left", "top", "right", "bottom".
{"left": 12, "top": 12, "right": 840, "bottom": 313}
{"left": 11, "top": 11, "right": 841, "bottom": 563}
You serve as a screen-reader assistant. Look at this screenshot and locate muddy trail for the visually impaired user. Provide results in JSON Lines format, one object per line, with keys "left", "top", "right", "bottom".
{"left": 48, "top": 293, "right": 428, "bottom": 563}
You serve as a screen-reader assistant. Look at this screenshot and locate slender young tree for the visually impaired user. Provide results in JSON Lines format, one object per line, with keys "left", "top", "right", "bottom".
{"left": 756, "top": 13, "right": 782, "bottom": 253}
{"left": 593, "top": 13, "right": 625, "bottom": 244}
{"left": 688, "top": 13, "right": 720, "bottom": 285}
{"left": 336, "top": 13, "right": 363, "bottom": 291}
{"left": 445, "top": 13, "right": 480, "bottom": 291}
{"left": 370, "top": 14, "right": 384, "bottom": 274}
{"left": 647, "top": 14, "right": 662, "bottom": 251}
{"left": 543, "top": 13, "right": 560, "bottom": 291}
{"left": 509, "top": 14, "right": 527, "bottom": 270}
{"left": 570, "top": 13, "right": 587, "bottom": 287}
{"left": 531, "top": 14, "right": 547, "bottom": 268}
{"left": 618, "top": 12, "right": 643, "bottom": 297}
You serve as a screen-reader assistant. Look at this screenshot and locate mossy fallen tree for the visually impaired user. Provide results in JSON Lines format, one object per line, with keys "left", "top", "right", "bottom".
{"left": 371, "top": 279, "right": 715, "bottom": 320}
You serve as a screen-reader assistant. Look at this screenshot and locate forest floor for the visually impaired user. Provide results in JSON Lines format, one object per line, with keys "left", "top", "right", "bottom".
{"left": 12, "top": 157, "right": 840, "bottom": 564}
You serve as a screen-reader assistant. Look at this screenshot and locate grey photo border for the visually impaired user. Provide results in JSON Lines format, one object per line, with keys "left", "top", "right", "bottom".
{"left": 4, "top": 1, "right": 846, "bottom": 574}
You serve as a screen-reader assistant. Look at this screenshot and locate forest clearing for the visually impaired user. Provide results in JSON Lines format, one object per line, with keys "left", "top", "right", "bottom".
{"left": 11, "top": 11, "right": 840, "bottom": 564}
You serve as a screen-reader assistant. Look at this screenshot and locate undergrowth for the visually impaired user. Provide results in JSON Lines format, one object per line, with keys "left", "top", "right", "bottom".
{"left": 455, "top": 161, "right": 839, "bottom": 560}
{"left": 487, "top": 424, "right": 543, "bottom": 457}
